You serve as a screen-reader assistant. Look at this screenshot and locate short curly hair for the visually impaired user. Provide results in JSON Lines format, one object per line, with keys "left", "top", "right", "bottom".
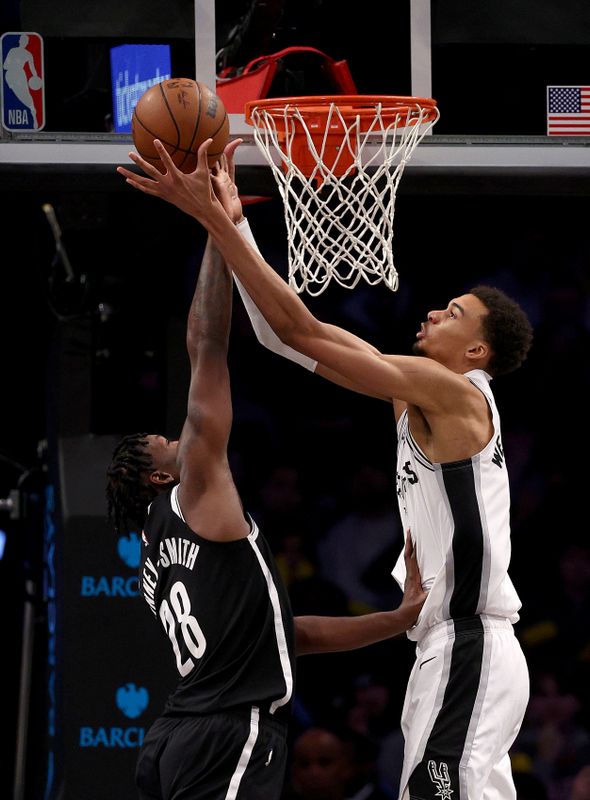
{"left": 106, "top": 433, "right": 158, "bottom": 534}
{"left": 470, "top": 285, "right": 533, "bottom": 377}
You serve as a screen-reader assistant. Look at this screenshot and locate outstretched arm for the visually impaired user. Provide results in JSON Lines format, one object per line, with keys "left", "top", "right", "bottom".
{"left": 210, "top": 145, "right": 320, "bottom": 375}
{"left": 176, "top": 232, "right": 252, "bottom": 541}
{"left": 294, "top": 535, "right": 426, "bottom": 655}
{"left": 117, "top": 139, "right": 465, "bottom": 414}
{"left": 177, "top": 236, "right": 233, "bottom": 475}
{"left": 210, "top": 148, "right": 391, "bottom": 401}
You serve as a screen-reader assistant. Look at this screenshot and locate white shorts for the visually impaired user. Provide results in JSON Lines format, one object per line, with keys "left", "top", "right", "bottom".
{"left": 398, "top": 615, "right": 529, "bottom": 800}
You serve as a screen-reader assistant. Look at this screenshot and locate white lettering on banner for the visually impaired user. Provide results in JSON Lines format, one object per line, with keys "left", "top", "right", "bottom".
{"left": 114, "top": 69, "right": 171, "bottom": 126}
{"left": 79, "top": 726, "right": 145, "bottom": 748}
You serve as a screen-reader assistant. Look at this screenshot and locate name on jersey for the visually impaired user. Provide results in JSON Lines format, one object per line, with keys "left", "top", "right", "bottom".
{"left": 491, "top": 435, "right": 505, "bottom": 468}
{"left": 141, "top": 537, "right": 200, "bottom": 615}
{"left": 396, "top": 460, "right": 419, "bottom": 514}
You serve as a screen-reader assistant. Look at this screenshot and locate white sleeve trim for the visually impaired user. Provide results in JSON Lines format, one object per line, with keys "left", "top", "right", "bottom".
{"left": 234, "top": 218, "right": 318, "bottom": 372}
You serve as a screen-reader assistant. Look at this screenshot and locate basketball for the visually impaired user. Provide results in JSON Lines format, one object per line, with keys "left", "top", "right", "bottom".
{"left": 132, "top": 78, "right": 230, "bottom": 173}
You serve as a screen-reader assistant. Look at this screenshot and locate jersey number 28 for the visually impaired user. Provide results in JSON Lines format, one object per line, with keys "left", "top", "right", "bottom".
{"left": 159, "top": 580, "right": 207, "bottom": 676}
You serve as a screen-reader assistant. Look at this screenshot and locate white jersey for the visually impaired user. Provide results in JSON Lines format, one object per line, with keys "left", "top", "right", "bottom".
{"left": 392, "top": 369, "right": 521, "bottom": 642}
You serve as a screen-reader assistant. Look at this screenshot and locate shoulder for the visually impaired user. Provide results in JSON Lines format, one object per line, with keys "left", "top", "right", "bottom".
{"left": 383, "top": 354, "right": 471, "bottom": 387}
{"left": 464, "top": 368, "right": 493, "bottom": 389}
{"left": 385, "top": 355, "right": 483, "bottom": 413}
{"left": 464, "top": 369, "right": 495, "bottom": 404}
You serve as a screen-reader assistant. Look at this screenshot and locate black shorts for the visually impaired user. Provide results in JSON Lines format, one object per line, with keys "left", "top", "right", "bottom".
{"left": 136, "top": 706, "right": 289, "bottom": 800}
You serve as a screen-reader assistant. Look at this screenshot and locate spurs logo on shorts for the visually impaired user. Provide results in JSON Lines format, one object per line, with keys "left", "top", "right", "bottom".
{"left": 427, "top": 760, "right": 453, "bottom": 799}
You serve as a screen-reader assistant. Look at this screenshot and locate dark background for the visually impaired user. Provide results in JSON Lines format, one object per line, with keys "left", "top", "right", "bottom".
{"left": 2, "top": 1, "right": 590, "bottom": 798}
{"left": 2, "top": 178, "right": 590, "bottom": 800}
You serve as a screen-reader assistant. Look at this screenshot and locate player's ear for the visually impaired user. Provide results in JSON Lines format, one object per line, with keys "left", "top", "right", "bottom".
{"left": 149, "top": 471, "right": 175, "bottom": 487}
{"left": 466, "top": 341, "right": 489, "bottom": 362}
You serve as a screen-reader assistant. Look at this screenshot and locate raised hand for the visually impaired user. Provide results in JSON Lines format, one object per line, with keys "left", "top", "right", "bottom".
{"left": 116, "top": 138, "right": 225, "bottom": 223}
{"left": 211, "top": 138, "right": 244, "bottom": 224}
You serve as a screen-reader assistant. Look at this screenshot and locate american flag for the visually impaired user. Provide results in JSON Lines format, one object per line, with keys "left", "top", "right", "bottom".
{"left": 547, "top": 86, "right": 590, "bottom": 135}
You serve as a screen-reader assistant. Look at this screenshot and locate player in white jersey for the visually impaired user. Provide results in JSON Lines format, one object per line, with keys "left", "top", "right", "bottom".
{"left": 390, "top": 367, "right": 529, "bottom": 799}
{"left": 117, "top": 137, "right": 534, "bottom": 799}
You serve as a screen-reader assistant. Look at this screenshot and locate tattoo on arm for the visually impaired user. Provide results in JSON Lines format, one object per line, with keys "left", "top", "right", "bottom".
{"left": 188, "top": 240, "right": 232, "bottom": 351}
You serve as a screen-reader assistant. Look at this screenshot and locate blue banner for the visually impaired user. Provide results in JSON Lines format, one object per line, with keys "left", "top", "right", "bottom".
{"left": 110, "top": 44, "right": 171, "bottom": 133}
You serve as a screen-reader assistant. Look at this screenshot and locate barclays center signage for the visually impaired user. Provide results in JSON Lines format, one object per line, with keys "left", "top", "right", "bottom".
{"left": 80, "top": 531, "right": 141, "bottom": 597}
{"left": 80, "top": 683, "right": 149, "bottom": 749}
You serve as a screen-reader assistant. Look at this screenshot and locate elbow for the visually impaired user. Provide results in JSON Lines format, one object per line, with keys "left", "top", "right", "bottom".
{"left": 186, "top": 324, "right": 228, "bottom": 351}
{"left": 268, "top": 315, "right": 301, "bottom": 346}
{"left": 281, "top": 318, "right": 322, "bottom": 354}
{"left": 186, "top": 331, "right": 198, "bottom": 361}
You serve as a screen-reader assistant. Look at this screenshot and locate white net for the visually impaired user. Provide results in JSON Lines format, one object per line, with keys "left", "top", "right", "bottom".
{"left": 247, "top": 97, "right": 439, "bottom": 296}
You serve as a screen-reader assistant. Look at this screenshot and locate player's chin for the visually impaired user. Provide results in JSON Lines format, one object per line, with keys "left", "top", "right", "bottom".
{"left": 411, "top": 340, "right": 428, "bottom": 358}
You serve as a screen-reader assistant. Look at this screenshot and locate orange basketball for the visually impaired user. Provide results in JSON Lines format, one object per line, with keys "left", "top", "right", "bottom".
{"left": 132, "top": 78, "right": 230, "bottom": 173}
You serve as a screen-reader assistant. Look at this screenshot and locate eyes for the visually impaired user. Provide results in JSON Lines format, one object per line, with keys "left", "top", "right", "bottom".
{"left": 427, "top": 304, "right": 462, "bottom": 322}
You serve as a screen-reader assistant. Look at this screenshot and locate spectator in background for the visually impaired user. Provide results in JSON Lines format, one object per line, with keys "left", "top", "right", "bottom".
{"left": 345, "top": 673, "right": 397, "bottom": 745}
{"left": 513, "top": 669, "right": 590, "bottom": 799}
{"left": 317, "top": 463, "right": 403, "bottom": 613}
{"left": 283, "top": 726, "right": 395, "bottom": 800}
{"left": 284, "top": 727, "right": 353, "bottom": 800}
{"left": 518, "top": 538, "right": 590, "bottom": 693}
{"left": 343, "top": 729, "right": 396, "bottom": 800}
{"left": 512, "top": 769, "right": 549, "bottom": 800}
{"left": 570, "top": 765, "right": 590, "bottom": 800}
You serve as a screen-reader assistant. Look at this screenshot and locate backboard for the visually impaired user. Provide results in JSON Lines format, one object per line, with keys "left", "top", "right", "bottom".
{"left": 2, "top": 0, "right": 590, "bottom": 192}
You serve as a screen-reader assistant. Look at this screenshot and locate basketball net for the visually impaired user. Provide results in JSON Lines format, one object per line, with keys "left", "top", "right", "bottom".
{"left": 245, "top": 96, "right": 439, "bottom": 296}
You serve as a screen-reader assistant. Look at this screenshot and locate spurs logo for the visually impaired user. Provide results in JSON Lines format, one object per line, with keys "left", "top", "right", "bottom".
{"left": 427, "top": 760, "right": 453, "bottom": 799}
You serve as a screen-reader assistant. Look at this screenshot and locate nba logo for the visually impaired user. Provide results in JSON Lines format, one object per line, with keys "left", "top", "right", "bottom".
{"left": 1, "top": 32, "right": 45, "bottom": 131}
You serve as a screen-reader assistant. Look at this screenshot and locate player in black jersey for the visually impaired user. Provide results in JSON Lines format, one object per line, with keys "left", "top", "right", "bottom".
{"left": 109, "top": 145, "right": 426, "bottom": 800}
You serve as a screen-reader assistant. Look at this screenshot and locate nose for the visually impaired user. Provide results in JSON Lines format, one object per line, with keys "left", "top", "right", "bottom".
{"left": 427, "top": 309, "right": 442, "bottom": 323}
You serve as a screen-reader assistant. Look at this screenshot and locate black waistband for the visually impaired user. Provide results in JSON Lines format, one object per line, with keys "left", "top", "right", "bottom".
{"left": 164, "top": 704, "right": 289, "bottom": 735}
{"left": 452, "top": 615, "right": 486, "bottom": 635}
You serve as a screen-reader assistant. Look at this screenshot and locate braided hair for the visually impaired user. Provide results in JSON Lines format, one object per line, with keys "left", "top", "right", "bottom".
{"left": 106, "top": 432, "right": 158, "bottom": 533}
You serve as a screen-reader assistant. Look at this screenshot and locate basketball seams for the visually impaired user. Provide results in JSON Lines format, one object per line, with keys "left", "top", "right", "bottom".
{"left": 132, "top": 79, "right": 229, "bottom": 173}
{"left": 132, "top": 117, "right": 180, "bottom": 159}
{"left": 206, "top": 112, "right": 229, "bottom": 159}
{"left": 159, "top": 81, "right": 181, "bottom": 149}
{"left": 132, "top": 84, "right": 182, "bottom": 161}
{"left": 184, "top": 81, "right": 204, "bottom": 167}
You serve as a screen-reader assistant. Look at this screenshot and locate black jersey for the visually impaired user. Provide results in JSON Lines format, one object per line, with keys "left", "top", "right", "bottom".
{"left": 139, "top": 486, "right": 295, "bottom": 723}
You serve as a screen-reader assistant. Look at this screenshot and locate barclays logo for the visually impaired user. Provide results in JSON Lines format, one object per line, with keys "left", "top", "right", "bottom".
{"left": 116, "top": 683, "right": 149, "bottom": 719}
{"left": 79, "top": 683, "right": 149, "bottom": 748}
{"left": 118, "top": 531, "right": 141, "bottom": 568}
{"left": 80, "top": 532, "right": 142, "bottom": 597}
